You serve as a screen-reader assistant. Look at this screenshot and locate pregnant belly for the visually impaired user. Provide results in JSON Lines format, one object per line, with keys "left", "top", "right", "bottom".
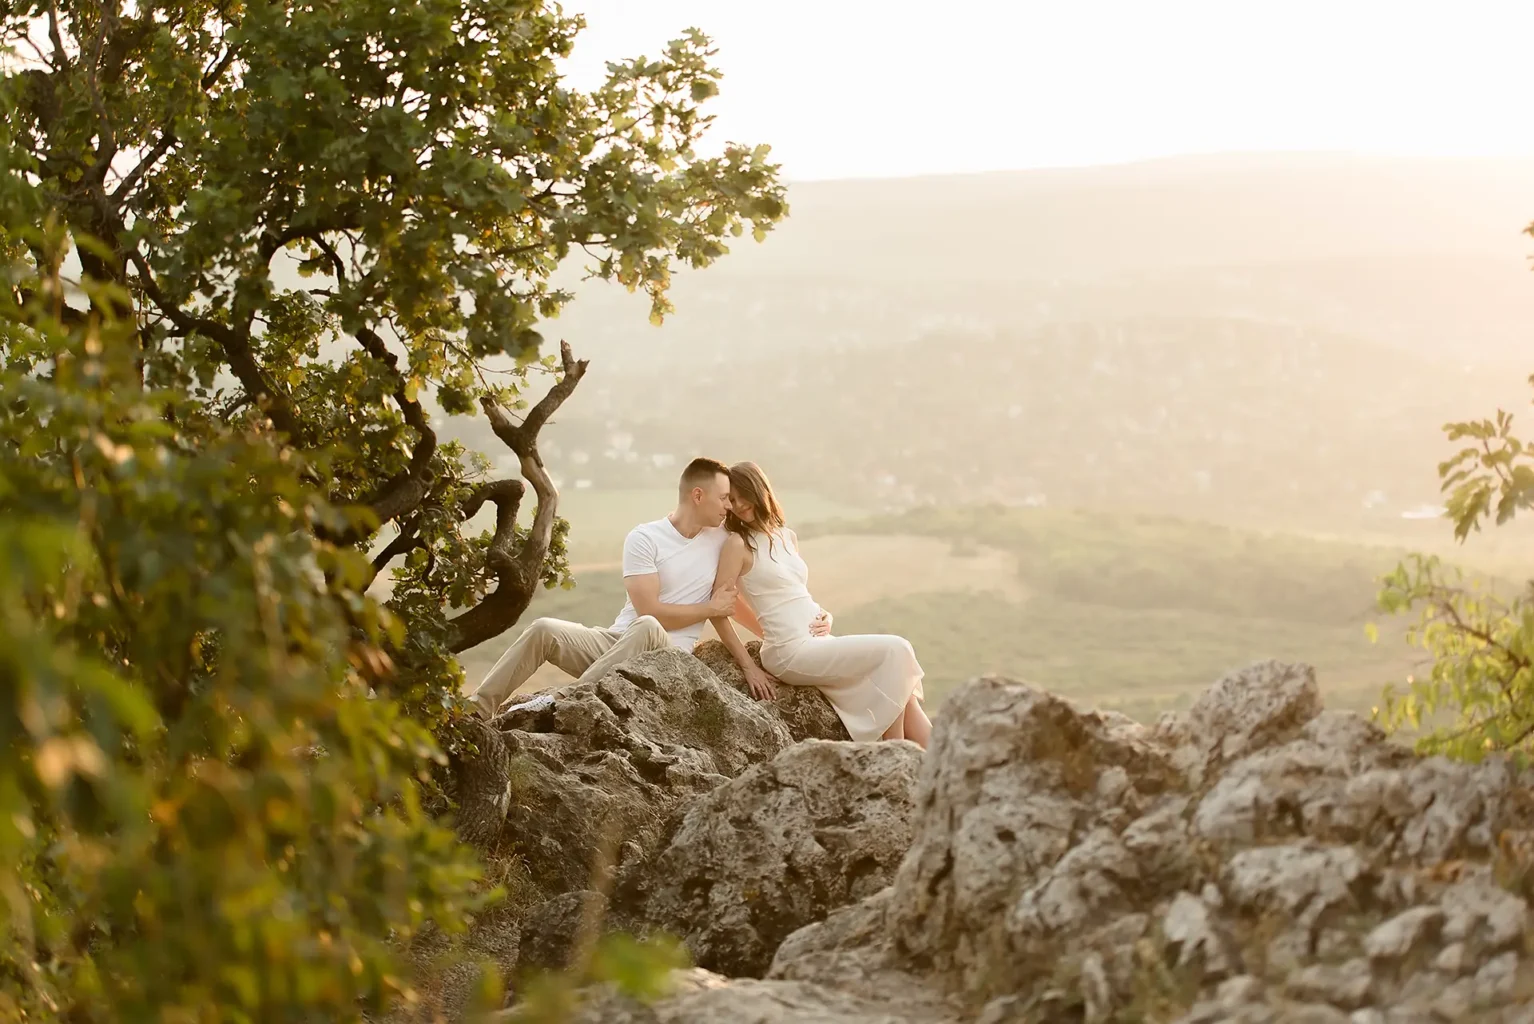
{"left": 756, "top": 595, "right": 819, "bottom": 651}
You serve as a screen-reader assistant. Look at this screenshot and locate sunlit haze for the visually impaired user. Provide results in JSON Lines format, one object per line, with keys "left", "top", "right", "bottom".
{"left": 567, "top": 0, "right": 1534, "bottom": 180}
{"left": 18, "top": 0, "right": 1534, "bottom": 1013}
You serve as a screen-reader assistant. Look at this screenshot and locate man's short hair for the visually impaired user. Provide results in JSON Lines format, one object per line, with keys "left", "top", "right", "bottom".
{"left": 679, "top": 457, "right": 729, "bottom": 495}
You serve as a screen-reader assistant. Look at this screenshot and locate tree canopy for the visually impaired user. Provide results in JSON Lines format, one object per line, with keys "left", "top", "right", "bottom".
{"left": 1, "top": 0, "right": 783, "bottom": 1016}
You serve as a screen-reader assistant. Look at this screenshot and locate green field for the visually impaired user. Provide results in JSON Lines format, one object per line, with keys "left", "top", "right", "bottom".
{"left": 797, "top": 506, "right": 1434, "bottom": 719}
{"left": 458, "top": 496, "right": 1515, "bottom": 724}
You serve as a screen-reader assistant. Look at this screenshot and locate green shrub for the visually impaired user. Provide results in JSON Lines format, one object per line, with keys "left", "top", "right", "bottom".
{"left": 1378, "top": 382, "right": 1534, "bottom": 760}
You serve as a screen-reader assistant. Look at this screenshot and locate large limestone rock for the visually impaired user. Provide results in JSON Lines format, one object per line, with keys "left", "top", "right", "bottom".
{"left": 767, "top": 661, "right": 1534, "bottom": 1024}
{"left": 692, "top": 639, "right": 851, "bottom": 742}
{"left": 619, "top": 740, "right": 923, "bottom": 978}
{"left": 882, "top": 674, "right": 1181, "bottom": 992}
{"left": 515, "top": 890, "right": 609, "bottom": 972}
{"left": 454, "top": 649, "right": 794, "bottom": 897}
{"left": 1154, "top": 659, "right": 1324, "bottom": 787}
{"left": 462, "top": 649, "right": 1534, "bottom": 1024}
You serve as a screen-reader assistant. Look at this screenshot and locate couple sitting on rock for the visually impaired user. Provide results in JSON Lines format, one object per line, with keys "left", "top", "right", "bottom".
{"left": 468, "top": 458, "right": 931, "bottom": 747}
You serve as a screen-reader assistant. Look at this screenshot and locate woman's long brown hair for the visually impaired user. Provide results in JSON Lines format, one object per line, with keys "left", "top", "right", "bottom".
{"left": 725, "top": 461, "right": 787, "bottom": 556}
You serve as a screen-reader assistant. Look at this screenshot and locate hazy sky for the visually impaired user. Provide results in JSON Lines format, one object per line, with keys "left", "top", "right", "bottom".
{"left": 565, "top": 1, "right": 1534, "bottom": 181}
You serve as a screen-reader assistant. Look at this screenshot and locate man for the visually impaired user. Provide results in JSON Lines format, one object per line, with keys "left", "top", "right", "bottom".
{"left": 467, "top": 457, "right": 738, "bottom": 720}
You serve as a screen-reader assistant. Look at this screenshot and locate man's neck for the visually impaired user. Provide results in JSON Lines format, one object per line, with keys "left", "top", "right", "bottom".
{"left": 668, "top": 508, "right": 705, "bottom": 538}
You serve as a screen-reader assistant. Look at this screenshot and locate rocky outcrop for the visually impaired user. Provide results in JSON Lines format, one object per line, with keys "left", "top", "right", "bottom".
{"left": 465, "top": 651, "right": 1534, "bottom": 1024}
{"left": 763, "top": 661, "right": 1534, "bottom": 1023}
{"left": 617, "top": 740, "right": 923, "bottom": 978}
{"left": 692, "top": 639, "right": 851, "bottom": 742}
{"left": 453, "top": 649, "right": 795, "bottom": 898}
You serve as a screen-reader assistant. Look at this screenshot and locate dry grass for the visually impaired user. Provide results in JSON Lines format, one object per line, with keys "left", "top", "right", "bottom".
{"left": 793, "top": 534, "right": 1027, "bottom": 607}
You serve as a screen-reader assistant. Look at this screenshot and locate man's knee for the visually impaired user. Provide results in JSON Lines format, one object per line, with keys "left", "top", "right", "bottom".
{"left": 633, "top": 615, "right": 669, "bottom": 648}
{"left": 523, "top": 617, "right": 559, "bottom": 645}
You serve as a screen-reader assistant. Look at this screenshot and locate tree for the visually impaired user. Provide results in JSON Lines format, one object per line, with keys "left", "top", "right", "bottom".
{"left": 3, "top": 0, "right": 784, "bottom": 709}
{"left": 1377, "top": 364, "right": 1534, "bottom": 760}
{"left": 1, "top": 0, "right": 783, "bottom": 1015}
{"left": 1, "top": 221, "right": 498, "bottom": 1018}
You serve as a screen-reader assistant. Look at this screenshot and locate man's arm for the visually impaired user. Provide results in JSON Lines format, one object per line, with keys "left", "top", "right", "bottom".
{"left": 625, "top": 572, "right": 736, "bottom": 631}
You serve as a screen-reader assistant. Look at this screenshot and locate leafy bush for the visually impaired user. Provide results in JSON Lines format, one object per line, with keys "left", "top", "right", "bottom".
{"left": 0, "top": 228, "right": 489, "bottom": 1018}
{"left": 1378, "top": 374, "right": 1534, "bottom": 759}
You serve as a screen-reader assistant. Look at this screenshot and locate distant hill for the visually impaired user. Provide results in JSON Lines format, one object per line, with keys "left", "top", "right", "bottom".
{"left": 450, "top": 313, "right": 1530, "bottom": 538}
{"left": 379, "top": 154, "right": 1534, "bottom": 543}
{"left": 542, "top": 153, "right": 1534, "bottom": 373}
{"left": 722, "top": 153, "right": 1534, "bottom": 282}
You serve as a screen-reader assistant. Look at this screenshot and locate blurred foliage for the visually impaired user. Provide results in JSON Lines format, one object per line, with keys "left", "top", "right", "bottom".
{"left": 508, "top": 933, "right": 691, "bottom": 1023}
{"left": 1378, "top": 372, "right": 1534, "bottom": 760}
{"left": 2, "top": 0, "right": 781, "bottom": 1017}
{"left": 0, "top": 226, "right": 488, "bottom": 1019}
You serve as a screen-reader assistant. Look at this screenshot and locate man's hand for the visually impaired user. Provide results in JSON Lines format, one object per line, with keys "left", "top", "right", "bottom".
{"left": 709, "top": 582, "right": 739, "bottom": 618}
{"left": 810, "top": 609, "right": 833, "bottom": 637}
{"left": 744, "top": 662, "right": 778, "bottom": 701}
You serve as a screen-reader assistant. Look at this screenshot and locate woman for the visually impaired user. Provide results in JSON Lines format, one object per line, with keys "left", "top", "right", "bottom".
{"left": 709, "top": 462, "right": 931, "bottom": 747}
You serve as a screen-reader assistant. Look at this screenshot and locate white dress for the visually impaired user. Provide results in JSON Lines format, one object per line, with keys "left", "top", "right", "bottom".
{"left": 740, "top": 529, "right": 924, "bottom": 742}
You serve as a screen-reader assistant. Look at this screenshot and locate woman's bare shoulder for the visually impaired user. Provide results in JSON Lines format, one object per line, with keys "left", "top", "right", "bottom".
{"left": 722, "top": 532, "right": 753, "bottom": 564}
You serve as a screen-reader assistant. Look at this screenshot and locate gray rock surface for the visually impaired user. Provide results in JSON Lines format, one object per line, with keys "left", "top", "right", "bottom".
{"left": 463, "top": 654, "right": 1534, "bottom": 1024}
{"left": 515, "top": 891, "right": 609, "bottom": 972}
{"left": 557, "top": 968, "right": 956, "bottom": 1024}
{"left": 619, "top": 740, "right": 922, "bottom": 977}
{"left": 454, "top": 649, "right": 794, "bottom": 897}
{"left": 766, "top": 661, "right": 1534, "bottom": 1023}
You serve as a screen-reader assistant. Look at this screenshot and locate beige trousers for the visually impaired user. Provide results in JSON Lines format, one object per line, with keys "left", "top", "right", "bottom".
{"left": 468, "top": 615, "right": 671, "bottom": 719}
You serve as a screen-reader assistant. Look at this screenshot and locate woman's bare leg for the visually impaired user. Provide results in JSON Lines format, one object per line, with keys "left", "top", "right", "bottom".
{"left": 902, "top": 695, "right": 931, "bottom": 749}
{"left": 881, "top": 711, "right": 906, "bottom": 741}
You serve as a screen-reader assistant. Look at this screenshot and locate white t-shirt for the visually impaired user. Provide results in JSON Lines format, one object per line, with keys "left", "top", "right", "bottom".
{"left": 610, "top": 518, "right": 728, "bottom": 652}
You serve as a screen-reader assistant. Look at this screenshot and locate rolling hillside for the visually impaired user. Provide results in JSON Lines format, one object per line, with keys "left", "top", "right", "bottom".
{"left": 455, "top": 500, "right": 1489, "bottom": 723}
{"left": 542, "top": 152, "right": 1534, "bottom": 373}
{"left": 449, "top": 315, "right": 1529, "bottom": 539}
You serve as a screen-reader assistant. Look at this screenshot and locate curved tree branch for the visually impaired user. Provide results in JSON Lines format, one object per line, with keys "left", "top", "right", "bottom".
{"left": 441, "top": 478, "right": 527, "bottom": 652}
{"left": 323, "top": 326, "right": 440, "bottom": 545}
{"left": 111, "top": 127, "right": 177, "bottom": 203}
{"left": 445, "top": 340, "right": 586, "bottom": 652}
{"left": 369, "top": 513, "right": 426, "bottom": 579}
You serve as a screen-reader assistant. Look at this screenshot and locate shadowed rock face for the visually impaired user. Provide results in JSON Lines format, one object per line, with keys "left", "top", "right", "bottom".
{"left": 460, "top": 653, "right": 1534, "bottom": 1024}
{"left": 616, "top": 739, "right": 923, "bottom": 978}
{"left": 452, "top": 648, "right": 794, "bottom": 898}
